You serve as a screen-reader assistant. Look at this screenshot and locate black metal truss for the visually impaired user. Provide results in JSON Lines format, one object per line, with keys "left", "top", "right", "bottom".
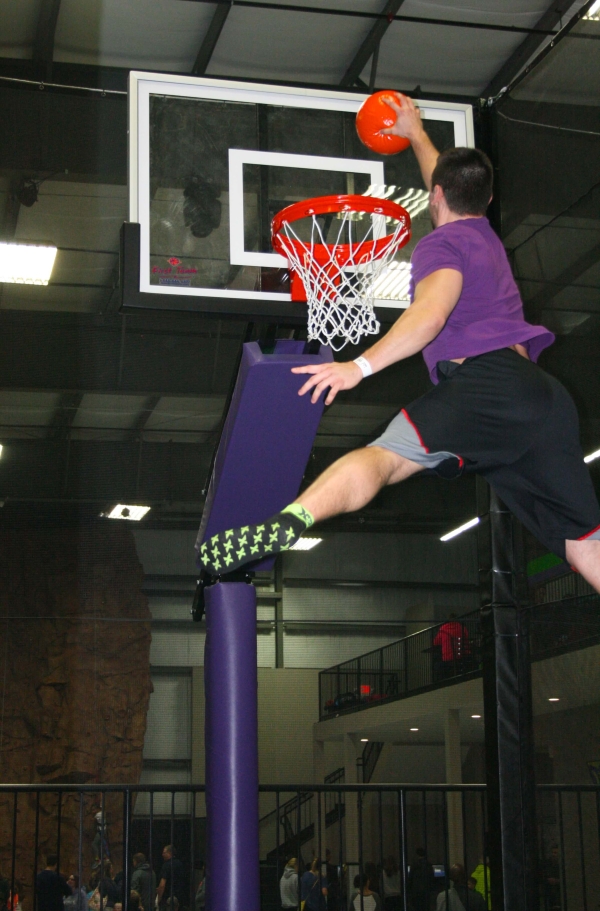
{"left": 340, "top": 0, "right": 406, "bottom": 88}
{"left": 192, "top": 1, "right": 234, "bottom": 75}
{"left": 482, "top": 0, "right": 589, "bottom": 101}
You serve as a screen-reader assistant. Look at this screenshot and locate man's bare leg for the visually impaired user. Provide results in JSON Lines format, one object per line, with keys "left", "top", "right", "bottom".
{"left": 565, "top": 539, "right": 600, "bottom": 593}
{"left": 199, "top": 446, "right": 423, "bottom": 573}
{"left": 296, "top": 445, "right": 424, "bottom": 523}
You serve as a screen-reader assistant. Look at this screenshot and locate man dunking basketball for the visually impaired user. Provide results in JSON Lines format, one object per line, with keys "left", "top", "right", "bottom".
{"left": 199, "top": 94, "right": 600, "bottom": 592}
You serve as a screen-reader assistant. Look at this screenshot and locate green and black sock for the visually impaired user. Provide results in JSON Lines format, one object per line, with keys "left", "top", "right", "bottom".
{"left": 199, "top": 503, "right": 315, "bottom": 575}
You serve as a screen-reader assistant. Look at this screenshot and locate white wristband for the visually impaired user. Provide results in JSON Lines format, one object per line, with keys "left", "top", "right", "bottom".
{"left": 353, "top": 356, "right": 373, "bottom": 378}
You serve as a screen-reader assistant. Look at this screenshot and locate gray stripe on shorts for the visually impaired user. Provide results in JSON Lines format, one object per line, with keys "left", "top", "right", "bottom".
{"left": 368, "top": 409, "right": 459, "bottom": 469}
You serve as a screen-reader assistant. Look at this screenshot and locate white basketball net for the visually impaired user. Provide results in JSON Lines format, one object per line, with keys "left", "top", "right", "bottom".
{"left": 276, "top": 209, "right": 410, "bottom": 351}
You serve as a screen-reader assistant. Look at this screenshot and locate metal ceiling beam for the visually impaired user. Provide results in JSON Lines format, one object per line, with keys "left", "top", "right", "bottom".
{"left": 47, "top": 392, "right": 84, "bottom": 440}
{"left": 130, "top": 394, "right": 162, "bottom": 441}
{"left": 340, "top": 0, "right": 407, "bottom": 88}
{"left": 0, "top": 176, "right": 21, "bottom": 241}
{"left": 181, "top": 0, "right": 573, "bottom": 38}
{"left": 32, "top": 0, "right": 62, "bottom": 65}
{"left": 482, "top": 0, "right": 583, "bottom": 100}
{"left": 192, "top": 1, "right": 233, "bottom": 76}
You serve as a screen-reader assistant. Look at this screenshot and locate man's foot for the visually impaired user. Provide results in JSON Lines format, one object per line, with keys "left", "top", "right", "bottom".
{"left": 199, "top": 504, "right": 314, "bottom": 575}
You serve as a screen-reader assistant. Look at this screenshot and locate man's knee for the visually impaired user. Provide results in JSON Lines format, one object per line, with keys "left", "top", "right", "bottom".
{"left": 368, "top": 445, "right": 425, "bottom": 485}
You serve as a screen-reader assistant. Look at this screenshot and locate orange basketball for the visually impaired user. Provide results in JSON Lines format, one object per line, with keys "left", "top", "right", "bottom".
{"left": 356, "top": 91, "right": 411, "bottom": 156}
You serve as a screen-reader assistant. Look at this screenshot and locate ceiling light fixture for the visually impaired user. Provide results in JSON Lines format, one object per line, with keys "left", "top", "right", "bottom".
{"left": 548, "top": 697, "right": 560, "bottom": 702}
{"left": 585, "top": 0, "right": 600, "bottom": 18}
{"left": 440, "top": 516, "right": 480, "bottom": 542}
{"left": 410, "top": 727, "right": 419, "bottom": 732}
{"left": 584, "top": 448, "right": 600, "bottom": 464}
{"left": 0, "top": 242, "right": 57, "bottom": 286}
{"left": 289, "top": 536, "right": 322, "bottom": 551}
{"left": 360, "top": 738, "right": 369, "bottom": 742}
{"left": 104, "top": 504, "right": 151, "bottom": 521}
{"left": 471, "top": 714, "right": 481, "bottom": 719}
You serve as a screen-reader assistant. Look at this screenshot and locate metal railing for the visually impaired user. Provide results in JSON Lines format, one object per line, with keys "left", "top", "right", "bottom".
{"left": 319, "top": 593, "right": 600, "bottom": 720}
{"left": 319, "top": 611, "right": 482, "bottom": 720}
{"left": 1, "top": 782, "right": 598, "bottom": 911}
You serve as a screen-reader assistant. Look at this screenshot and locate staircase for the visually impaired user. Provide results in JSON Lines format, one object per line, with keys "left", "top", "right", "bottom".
{"left": 260, "top": 767, "right": 346, "bottom": 864}
{"left": 358, "top": 740, "right": 384, "bottom": 783}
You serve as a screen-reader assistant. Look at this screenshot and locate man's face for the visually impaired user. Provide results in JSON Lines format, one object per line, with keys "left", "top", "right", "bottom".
{"left": 162, "top": 848, "right": 171, "bottom": 861}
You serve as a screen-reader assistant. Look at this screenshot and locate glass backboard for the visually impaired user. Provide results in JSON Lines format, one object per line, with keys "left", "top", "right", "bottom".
{"left": 127, "top": 73, "right": 474, "bottom": 320}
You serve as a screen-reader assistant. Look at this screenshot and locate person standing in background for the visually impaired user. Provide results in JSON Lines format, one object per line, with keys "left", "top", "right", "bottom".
{"left": 157, "top": 846, "right": 185, "bottom": 911}
{"left": 131, "top": 853, "right": 156, "bottom": 911}
{"left": 279, "top": 858, "right": 298, "bottom": 911}
{"left": 35, "top": 855, "right": 70, "bottom": 911}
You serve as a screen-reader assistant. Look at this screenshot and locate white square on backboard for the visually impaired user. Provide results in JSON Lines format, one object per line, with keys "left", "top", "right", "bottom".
{"left": 228, "top": 149, "right": 385, "bottom": 268}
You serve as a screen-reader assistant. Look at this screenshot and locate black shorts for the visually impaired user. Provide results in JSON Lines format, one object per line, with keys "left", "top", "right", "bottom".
{"left": 369, "top": 348, "right": 600, "bottom": 560}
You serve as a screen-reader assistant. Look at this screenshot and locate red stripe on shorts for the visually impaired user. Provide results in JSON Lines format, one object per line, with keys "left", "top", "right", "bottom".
{"left": 401, "top": 409, "right": 429, "bottom": 454}
{"left": 578, "top": 522, "right": 600, "bottom": 541}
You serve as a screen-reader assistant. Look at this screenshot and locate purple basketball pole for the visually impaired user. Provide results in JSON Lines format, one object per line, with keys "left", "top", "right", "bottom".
{"left": 204, "top": 580, "right": 259, "bottom": 911}
{"left": 198, "top": 340, "right": 332, "bottom": 911}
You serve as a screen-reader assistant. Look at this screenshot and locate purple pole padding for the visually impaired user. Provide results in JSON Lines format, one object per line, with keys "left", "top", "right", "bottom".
{"left": 204, "top": 580, "right": 260, "bottom": 911}
{"left": 196, "top": 340, "right": 333, "bottom": 571}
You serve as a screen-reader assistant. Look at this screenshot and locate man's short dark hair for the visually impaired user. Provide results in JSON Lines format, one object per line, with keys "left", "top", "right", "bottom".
{"left": 46, "top": 854, "right": 58, "bottom": 867}
{"left": 431, "top": 148, "right": 493, "bottom": 216}
{"left": 133, "top": 853, "right": 146, "bottom": 865}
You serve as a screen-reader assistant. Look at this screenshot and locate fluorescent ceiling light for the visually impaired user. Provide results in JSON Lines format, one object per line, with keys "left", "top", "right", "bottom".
{"left": 584, "top": 448, "right": 600, "bottom": 464}
{"left": 471, "top": 714, "right": 481, "bottom": 719}
{"left": 410, "top": 727, "right": 419, "bottom": 732}
{"left": 0, "top": 243, "right": 57, "bottom": 285}
{"left": 0, "top": 445, "right": 3, "bottom": 458}
{"left": 585, "top": 0, "right": 600, "bottom": 18}
{"left": 360, "top": 738, "right": 369, "bottom": 742}
{"left": 440, "top": 516, "right": 480, "bottom": 542}
{"left": 548, "top": 697, "right": 560, "bottom": 702}
{"left": 289, "top": 536, "right": 322, "bottom": 551}
{"left": 106, "top": 504, "right": 151, "bottom": 521}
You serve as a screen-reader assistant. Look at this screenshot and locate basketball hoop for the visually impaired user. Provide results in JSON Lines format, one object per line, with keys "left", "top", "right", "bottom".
{"left": 272, "top": 194, "right": 411, "bottom": 350}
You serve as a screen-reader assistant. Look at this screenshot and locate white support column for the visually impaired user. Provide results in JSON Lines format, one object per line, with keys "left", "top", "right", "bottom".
{"left": 313, "top": 736, "right": 326, "bottom": 783}
{"left": 445, "top": 708, "right": 464, "bottom": 866}
{"left": 344, "top": 733, "right": 361, "bottom": 876}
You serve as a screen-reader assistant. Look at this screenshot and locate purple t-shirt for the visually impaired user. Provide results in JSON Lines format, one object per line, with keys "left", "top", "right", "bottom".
{"left": 409, "top": 217, "right": 554, "bottom": 383}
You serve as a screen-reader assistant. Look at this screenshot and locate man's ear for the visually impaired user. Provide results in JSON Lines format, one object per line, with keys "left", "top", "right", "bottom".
{"left": 431, "top": 184, "right": 444, "bottom": 204}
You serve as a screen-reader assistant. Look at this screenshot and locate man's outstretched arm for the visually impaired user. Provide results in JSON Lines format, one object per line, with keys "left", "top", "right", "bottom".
{"left": 382, "top": 93, "right": 439, "bottom": 190}
{"left": 292, "top": 268, "right": 463, "bottom": 404}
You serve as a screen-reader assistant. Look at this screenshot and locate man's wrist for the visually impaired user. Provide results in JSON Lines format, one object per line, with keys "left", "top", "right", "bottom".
{"left": 353, "top": 356, "right": 373, "bottom": 378}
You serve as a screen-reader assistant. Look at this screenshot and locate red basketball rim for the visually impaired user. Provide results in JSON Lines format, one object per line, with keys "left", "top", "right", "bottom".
{"left": 271, "top": 194, "right": 411, "bottom": 264}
